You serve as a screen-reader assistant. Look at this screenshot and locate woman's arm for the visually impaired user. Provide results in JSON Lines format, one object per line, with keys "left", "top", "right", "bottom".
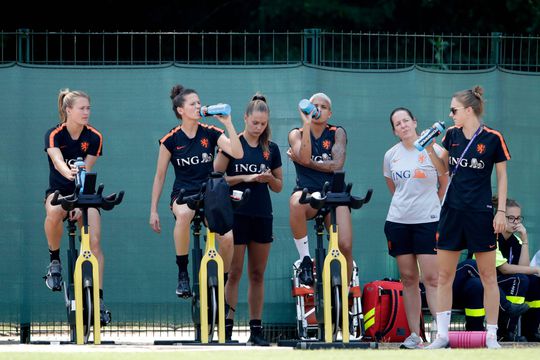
{"left": 149, "top": 144, "right": 171, "bottom": 233}
{"left": 384, "top": 176, "right": 396, "bottom": 196}
{"left": 497, "top": 262, "right": 540, "bottom": 276}
{"left": 216, "top": 115, "right": 244, "bottom": 159}
{"left": 84, "top": 154, "right": 98, "bottom": 172}
{"left": 305, "top": 127, "right": 346, "bottom": 173}
{"left": 493, "top": 161, "right": 508, "bottom": 234}
{"left": 46, "top": 147, "right": 76, "bottom": 180}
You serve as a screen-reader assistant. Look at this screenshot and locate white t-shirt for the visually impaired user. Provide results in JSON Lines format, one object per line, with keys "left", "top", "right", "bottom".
{"left": 383, "top": 142, "right": 443, "bottom": 224}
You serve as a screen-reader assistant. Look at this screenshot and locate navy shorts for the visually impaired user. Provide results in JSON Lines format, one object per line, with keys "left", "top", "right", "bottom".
{"left": 233, "top": 214, "right": 273, "bottom": 245}
{"left": 384, "top": 221, "right": 438, "bottom": 257}
{"left": 437, "top": 206, "right": 497, "bottom": 253}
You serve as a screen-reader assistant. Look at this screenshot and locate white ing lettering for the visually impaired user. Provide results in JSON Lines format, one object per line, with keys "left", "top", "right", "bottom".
{"left": 449, "top": 157, "right": 485, "bottom": 169}
{"left": 312, "top": 153, "right": 332, "bottom": 162}
{"left": 176, "top": 153, "right": 214, "bottom": 167}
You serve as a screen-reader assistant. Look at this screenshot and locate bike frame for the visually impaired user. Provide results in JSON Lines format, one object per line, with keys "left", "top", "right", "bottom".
{"left": 199, "top": 229, "right": 226, "bottom": 343}
{"left": 73, "top": 210, "right": 101, "bottom": 345}
{"left": 321, "top": 221, "right": 349, "bottom": 343}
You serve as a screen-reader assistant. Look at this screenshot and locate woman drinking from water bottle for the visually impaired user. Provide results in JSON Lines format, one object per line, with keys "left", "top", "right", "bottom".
{"left": 383, "top": 107, "right": 447, "bottom": 349}
{"left": 149, "top": 84, "right": 243, "bottom": 298}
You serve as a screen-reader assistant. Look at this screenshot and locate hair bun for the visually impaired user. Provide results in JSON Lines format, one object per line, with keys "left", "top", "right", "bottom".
{"left": 170, "top": 85, "right": 185, "bottom": 100}
{"left": 252, "top": 92, "right": 266, "bottom": 103}
{"left": 472, "top": 85, "right": 484, "bottom": 99}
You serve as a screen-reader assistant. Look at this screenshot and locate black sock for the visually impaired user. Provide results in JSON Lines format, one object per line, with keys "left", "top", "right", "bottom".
{"left": 224, "top": 272, "right": 229, "bottom": 285}
{"left": 249, "top": 319, "right": 262, "bottom": 330}
{"left": 99, "top": 289, "right": 104, "bottom": 300}
{"left": 176, "top": 255, "right": 189, "bottom": 274}
{"left": 49, "top": 249, "right": 60, "bottom": 263}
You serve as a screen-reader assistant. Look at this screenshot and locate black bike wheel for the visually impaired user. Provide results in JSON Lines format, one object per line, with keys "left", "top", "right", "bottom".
{"left": 331, "top": 285, "right": 341, "bottom": 342}
{"left": 83, "top": 286, "right": 93, "bottom": 343}
{"left": 208, "top": 285, "right": 218, "bottom": 340}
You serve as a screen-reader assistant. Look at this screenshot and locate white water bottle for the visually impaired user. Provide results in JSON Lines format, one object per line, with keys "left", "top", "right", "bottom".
{"left": 414, "top": 121, "right": 446, "bottom": 151}
{"left": 74, "top": 157, "right": 86, "bottom": 193}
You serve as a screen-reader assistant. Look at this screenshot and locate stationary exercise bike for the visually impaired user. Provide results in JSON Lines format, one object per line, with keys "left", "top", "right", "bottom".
{"left": 154, "top": 173, "right": 249, "bottom": 345}
{"left": 50, "top": 169, "right": 124, "bottom": 344}
{"left": 287, "top": 171, "right": 374, "bottom": 349}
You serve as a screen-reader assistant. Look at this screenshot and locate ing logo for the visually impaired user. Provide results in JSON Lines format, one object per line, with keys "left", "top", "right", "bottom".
{"left": 476, "top": 143, "right": 486, "bottom": 154}
{"left": 263, "top": 151, "right": 270, "bottom": 160}
{"left": 80, "top": 141, "right": 89, "bottom": 152}
{"left": 200, "top": 138, "right": 209, "bottom": 148}
{"left": 418, "top": 153, "right": 426, "bottom": 164}
{"left": 322, "top": 140, "right": 331, "bottom": 150}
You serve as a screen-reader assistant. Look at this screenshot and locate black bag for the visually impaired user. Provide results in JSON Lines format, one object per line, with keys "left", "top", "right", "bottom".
{"left": 204, "top": 172, "right": 234, "bottom": 235}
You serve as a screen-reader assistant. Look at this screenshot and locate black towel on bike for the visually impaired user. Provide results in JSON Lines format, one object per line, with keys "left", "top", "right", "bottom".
{"left": 204, "top": 173, "right": 234, "bottom": 235}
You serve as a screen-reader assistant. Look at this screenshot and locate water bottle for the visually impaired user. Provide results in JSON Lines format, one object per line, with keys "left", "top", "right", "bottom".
{"left": 200, "top": 103, "right": 231, "bottom": 117}
{"left": 298, "top": 99, "right": 321, "bottom": 119}
{"left": 414, "top": 121, "right": 446, "bottom": 151}
{"left": 74, "top": 157, "right": 86, "bottom": 193}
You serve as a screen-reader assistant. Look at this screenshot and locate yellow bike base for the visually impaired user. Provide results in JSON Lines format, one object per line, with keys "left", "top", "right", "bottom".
{"left": 199, "top": 229, "right": 225, "bottom": 344}
{"left": 322, "top": 224, "right": 349, "bottom": 343}
{"left": 73, "top": 225, "right": 101, "bottom": 345}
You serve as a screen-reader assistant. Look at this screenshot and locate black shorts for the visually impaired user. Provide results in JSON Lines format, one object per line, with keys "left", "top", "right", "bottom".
{"left": 437, "top": 206, "right": 497, "bottom": 253}
{"left": 384, "top": 221, "right": 438, "bottom": 257}
{"left": 232, "top": 214, "right": 273, "bottom": 245}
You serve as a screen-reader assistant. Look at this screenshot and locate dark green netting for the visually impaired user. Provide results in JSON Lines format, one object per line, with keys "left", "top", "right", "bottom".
{"left": 1, "top": 63, "right": 538, "bottom": 336}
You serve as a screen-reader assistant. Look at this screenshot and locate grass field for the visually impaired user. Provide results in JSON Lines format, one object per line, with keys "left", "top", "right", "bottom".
{"left": 1, "top": 346, "right": 540, "bottom": 360}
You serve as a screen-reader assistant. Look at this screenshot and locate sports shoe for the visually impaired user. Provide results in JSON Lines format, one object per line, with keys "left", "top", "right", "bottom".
{"left": 44, "top": 260, "right": 63, "bottom": 291}
{"left": 505, "top": 302, "right": 529, "bottom": 318}
{"left": 176, "top": 271, "right": 192, "bottom": 298}
{"left": 298, "top": 256, "right": 314, "bottom": 286}
{"left": 248, "top": 331, "right": 270, "bottom": 346}
{"left": 425, "top": 335, "right": 449, "bottom": 349}
{"left": 486, "top": 332, "right": 501, "bottom": 349}
{"left": 100, "top": 301, "right": 112, "bottom": 326}
{"left": 400, "top": 332, "right": 423, "bottom": 349}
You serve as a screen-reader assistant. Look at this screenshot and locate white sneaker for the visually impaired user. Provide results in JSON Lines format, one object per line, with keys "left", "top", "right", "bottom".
{"left": 425, "top": 335, "right": 449, "bottom": 349}
{"left": 486, "top": 333, "right": 501, "bottom": 349}
{"left": 400, "top": 332, "right": 423, "bottom": 349}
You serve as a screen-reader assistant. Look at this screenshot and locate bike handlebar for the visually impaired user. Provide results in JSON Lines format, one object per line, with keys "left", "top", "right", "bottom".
{"left": 299, "top": 181, "right": 373, "bottom": 211}
{"left": 50, "top": 184, "right": 124, "bottom": 212}
{"left": 175, "top": 182, "right": 251, "bottom": 211}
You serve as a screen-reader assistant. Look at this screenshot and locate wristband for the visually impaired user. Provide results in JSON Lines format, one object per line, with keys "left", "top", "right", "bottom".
{"left": 497, "top": 209, "right": 506, "bottom": 213}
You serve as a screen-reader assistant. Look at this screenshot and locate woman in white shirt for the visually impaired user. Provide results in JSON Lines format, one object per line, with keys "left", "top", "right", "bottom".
{"left": 383, "top": 107, "right": 448, "bottom": 349}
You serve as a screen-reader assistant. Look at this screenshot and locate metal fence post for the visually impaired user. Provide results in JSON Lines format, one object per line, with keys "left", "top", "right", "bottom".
{"left": 17, "top": 28, "right": 30, "bottom": 63}
{"left": 491, "top": 32, "right": 502, "bottom": 67}
{"left": 303, "top": 28, "right": 320, "bottom": 65}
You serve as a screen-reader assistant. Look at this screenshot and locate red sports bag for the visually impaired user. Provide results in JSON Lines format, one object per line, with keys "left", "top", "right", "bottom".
{"left": 362, "top": 279, "right": 420, "bottom": 342}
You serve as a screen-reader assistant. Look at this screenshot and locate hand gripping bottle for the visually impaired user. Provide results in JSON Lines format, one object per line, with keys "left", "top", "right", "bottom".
{"left": 414, "top": 121, "right": 446, "bottom": 151}
{"left": 200, "top": 103, "right": 232, "bottom": 117}
{"left": 298, "top": 99, "right": 321, "bottom": 119}
{"left": 74, "top": 157, "right": 86, "bottom": 193}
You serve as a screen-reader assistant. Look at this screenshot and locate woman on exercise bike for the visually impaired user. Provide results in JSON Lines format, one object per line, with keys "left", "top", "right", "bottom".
{"left": 149, "top": 84, "right": 243, "bottom": 298}
{"left": 215, "top": 93, "right": 283, "bottom": 346}
{"left": 43, "top": 88, "right": 110, "bottom": 324}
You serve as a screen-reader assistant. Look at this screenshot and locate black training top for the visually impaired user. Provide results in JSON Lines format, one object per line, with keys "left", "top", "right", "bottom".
{"left": 223, "top": 134, "right": 282, "bottom": 218}
{"left": 442, "top": 125, "right": 510, "bottom": 212}
{"left": 289, "top": 124, "right": 345, "bottom": 193}
{"left": 160, "top": 123, "right": 224, "bottom": 200}
{"left": 44, "top": 123, "right": 103, "bottom": 196}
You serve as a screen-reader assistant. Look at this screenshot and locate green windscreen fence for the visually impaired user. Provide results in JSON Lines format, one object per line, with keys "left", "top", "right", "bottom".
{"left": 1, "top": 63, "right": 539, "bottom": 337}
